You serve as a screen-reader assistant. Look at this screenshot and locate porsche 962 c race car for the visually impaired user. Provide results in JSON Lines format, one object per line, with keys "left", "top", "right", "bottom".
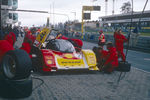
{"left": 32, "top": 28, "right": 99, "bottom": 73}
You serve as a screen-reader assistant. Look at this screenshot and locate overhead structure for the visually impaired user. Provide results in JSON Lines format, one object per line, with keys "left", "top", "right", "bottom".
{"left": 81, "top": 6, "right": 101, "bottom": 38}
{"left": 105, "top": 0, "right": 108, "bottom": 16}
{"left": 112, "top": 0, "right": 115, "bottom": 15}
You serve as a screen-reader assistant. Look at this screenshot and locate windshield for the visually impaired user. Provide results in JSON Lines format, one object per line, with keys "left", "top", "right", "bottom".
{"left": 46, "top": 30, "right": 58, "bottom": 40}
{"left": 46, "top": 39, "right": 75, "bottom": 53}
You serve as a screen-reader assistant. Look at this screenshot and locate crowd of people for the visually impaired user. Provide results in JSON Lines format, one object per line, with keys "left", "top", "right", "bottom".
{"left": 0, "top": 25, "right": 40, "bottom": 63}
{"left": 95, "top": 29, "right": 128, "bottom": 74}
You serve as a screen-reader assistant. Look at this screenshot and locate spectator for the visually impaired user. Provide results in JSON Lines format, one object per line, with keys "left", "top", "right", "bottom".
{"left": 20, "top": 27, "right": 24, "bottom": 37}
{"left": 114, "top": 29, "right": 128, "bottom": 62}
{"left": 13, "top": 26, "right": 19, "bottom": 39}
{"left": 130, "top": 27, "right": 140, "bottom": 47}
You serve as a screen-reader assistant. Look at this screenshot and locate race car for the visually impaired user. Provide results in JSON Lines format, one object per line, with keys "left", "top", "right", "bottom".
{"left": 31, "top": 28, "right": 99, "bottom": 72}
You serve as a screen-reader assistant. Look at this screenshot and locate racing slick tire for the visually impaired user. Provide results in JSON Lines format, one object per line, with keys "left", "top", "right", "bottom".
{"left": 0, "top": 78, "right": 32, "bottom": 99}
{"left": 1, "top": 49, "right": 32, "bottom": 80}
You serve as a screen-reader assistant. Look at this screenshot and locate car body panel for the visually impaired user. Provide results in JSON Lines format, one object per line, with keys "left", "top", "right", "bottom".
{"left": 33, "top": 28, "right": 99, "bottom": 72}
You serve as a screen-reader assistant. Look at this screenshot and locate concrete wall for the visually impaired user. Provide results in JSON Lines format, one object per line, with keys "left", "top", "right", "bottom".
{"left": 67, "top": 32, "right": 150, "bottom": 53}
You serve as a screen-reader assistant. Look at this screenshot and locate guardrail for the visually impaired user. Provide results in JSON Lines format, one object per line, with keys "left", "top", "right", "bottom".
{"left": 65, "top": 32, "right": 150, "bottom": 53}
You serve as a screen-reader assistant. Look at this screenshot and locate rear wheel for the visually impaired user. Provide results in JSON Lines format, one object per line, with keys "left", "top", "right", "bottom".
{"left": 1, "top": 49, "right": 32, "bottom": 80}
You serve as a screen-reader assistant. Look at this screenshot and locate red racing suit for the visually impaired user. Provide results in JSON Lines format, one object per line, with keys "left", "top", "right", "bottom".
{"left": 0, "top": 32, "right": 16, "bottom": 62}
{"left": 114, "top": 33, "right": 128, "bottom": 62}
{"left": 97, "top": 49, "right": 108, "bottom": 68}
{"left": 99, "top": 49, "right": 108, "bottom": 62}
{"left": 20, "top": 42, "right": 32, "bottom": 58}
{"left": 104, "top": 47, "right": 118, "bottom": 72}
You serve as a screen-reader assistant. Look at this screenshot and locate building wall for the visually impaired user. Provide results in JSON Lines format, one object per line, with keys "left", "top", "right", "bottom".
{"left": 1, "top": 0, "right": 18, "bottom": 26}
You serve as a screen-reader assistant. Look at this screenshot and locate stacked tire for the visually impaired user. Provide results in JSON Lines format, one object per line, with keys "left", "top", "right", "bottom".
{"left": 0, "top": 50, "right": 32, "bottom": 99}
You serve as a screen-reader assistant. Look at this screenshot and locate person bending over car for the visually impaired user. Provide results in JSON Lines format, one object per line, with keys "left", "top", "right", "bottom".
{"left": 102, "top": 42, "right": 119, "bottom": 73}
{"left": 96, "top": 46, "right": 108, "bottom": 70}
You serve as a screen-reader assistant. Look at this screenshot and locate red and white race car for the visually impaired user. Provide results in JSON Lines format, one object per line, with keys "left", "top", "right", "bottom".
{"left": 31, "top": 28, "right": 99, "bottom": 73}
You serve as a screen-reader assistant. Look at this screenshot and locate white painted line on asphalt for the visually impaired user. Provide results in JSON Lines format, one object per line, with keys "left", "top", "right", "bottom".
{"left": 133, "top": 67, "right": 150, "bottom": 74}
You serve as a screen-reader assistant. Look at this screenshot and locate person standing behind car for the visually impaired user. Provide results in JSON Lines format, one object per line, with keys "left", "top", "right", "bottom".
{"left": 98, "top": 30, "right": 105, "bottom": 47}
{"left": 130, "top": 27, "right": 140, "bottom": 47}
{"left": 114, "top": 29, "right": 128, "bottom": 62}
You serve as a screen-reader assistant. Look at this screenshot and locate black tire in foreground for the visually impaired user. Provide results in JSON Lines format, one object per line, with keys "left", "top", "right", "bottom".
{"left": 1, "top": 49, "right": 32, "bottom": 80}
{"left": 0, "top": 78, "right": 32, "bottom": 99}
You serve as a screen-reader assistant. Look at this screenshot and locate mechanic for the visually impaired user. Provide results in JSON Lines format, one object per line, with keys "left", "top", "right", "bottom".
{"left": 0, "top": 32, "right": 16, "bottom": 62}
{"left": 96, "top": 46, "right": 108, "bottom": 70}
{"left": 113, "top": 28, "right": 118, "bottom": 44}
{"left": 20, "top": 41, "right": 32, "bottom": 58}
{"left": 24, "top": 30, "right": 36, "bottom": 44}
{"left": 98, "top": 30, "right": 105, "bottom": 47}
{"left": 70, "top": 39, "right": 83, "bottom": 52}
{"left": 102, "top": 42, "right": 118, "bottom": 73}
{"left": 114, "top": 29, "right": 128, "bottom": 62}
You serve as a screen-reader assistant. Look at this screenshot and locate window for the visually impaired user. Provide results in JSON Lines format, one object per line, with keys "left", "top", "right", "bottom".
{"left": 9, "top": 13, "right": 13, "bottom": 19}
{"left": 13, "top": 13, "right": 18, "bottom": 21}
{"left": 8, "top": 0, "right": 12, "bottom": 6}
{"left": 13, "top": 0, "right": 18, "bottom": 8}
{"left": 46, "top": 39, "right": 75, "bottom": 53}
{"left": 2, "top": 0, "right": 8, "bottom": 5}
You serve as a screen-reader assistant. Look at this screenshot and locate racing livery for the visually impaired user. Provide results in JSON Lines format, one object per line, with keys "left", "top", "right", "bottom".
{"left": 32, "top": 28, "right": 99, "bottom": 72}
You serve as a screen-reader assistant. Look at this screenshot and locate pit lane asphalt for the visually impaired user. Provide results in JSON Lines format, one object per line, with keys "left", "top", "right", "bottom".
{"left": 3, "top": 36, "right": 149, "bottom": 100}
{"left": 82, "top": 41, "right": 150, "bottom": 72}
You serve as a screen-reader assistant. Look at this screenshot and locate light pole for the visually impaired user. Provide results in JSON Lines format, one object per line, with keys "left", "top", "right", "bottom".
{"left": 71, "top": 12, "right": 76, "bottom": 21}
{"left": 112, "top": 0, "right": 115, "bottom": 15}
{"left": 48, "top": 12, "right": 70, "bottom": 21}
{"left": 0, "top": 0, "right": 2, "bottom": 39}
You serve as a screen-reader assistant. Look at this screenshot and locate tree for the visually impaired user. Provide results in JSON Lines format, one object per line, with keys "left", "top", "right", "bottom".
{"left": 120, "top": 1, "right": 132, "bottom": 13}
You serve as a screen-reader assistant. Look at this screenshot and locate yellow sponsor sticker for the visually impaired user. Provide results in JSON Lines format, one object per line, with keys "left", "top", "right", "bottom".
{"left": 57, "top": 58, "right": 85, "bottom": 68}
{"left": 36, "top": 28, "right": 50, "bottom": 48}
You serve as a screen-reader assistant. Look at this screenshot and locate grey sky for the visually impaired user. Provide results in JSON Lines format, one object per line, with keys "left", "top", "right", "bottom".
{"left": 18, "top": 0, "right": 150, "bottom": 27}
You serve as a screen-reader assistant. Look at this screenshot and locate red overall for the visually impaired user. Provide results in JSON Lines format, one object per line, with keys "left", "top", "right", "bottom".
{"left": 0, "top": 32, "right": 16, "bottom": 62}
{"left": 104, "top": 47, "right": 118, "bottom": 72}
{"left": 114, "top": 33, "right": 127, "bottom": 62}
{"left": 99, "top": 49, "right": 108, "bottom": 61}
{"left": 20, "top": 42, "right": 32, "bottom": 58}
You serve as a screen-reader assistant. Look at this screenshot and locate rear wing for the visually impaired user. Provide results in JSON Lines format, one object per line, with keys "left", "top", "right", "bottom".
{"left": 33, "top": 28, "right": 51, "bottom": 48}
